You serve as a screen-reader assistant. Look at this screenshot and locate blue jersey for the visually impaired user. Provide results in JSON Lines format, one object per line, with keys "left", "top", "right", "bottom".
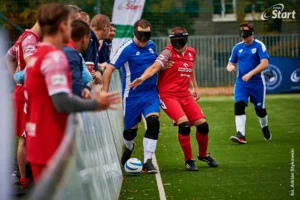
{"left": 110, "top": 39, "right": 158, "bottom": 97}
{"left": 229, "top": 39, "right": 270, "bottom": 81}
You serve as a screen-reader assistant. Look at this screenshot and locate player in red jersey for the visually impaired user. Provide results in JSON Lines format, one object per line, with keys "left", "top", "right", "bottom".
{"left": 5, "top": 22, "right": 41, "bottom": 188}
{"left": 25, "top": 3, "right": 120, "bottom": 182}
{"left": 129, "top": 27, "right": 218, "bottom": 171}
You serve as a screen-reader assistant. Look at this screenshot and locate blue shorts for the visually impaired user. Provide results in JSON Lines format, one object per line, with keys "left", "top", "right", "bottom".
{"left": 123, "top": 93, "right": 160, "bottom": 130}
{"left": 234, "top": 79, "right": 266, "bottom": 109}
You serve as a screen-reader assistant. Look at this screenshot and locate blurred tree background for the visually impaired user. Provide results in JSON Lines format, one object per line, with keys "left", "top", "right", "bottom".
{"left": 1, "top": 0, "right": 299, "bottom": 42}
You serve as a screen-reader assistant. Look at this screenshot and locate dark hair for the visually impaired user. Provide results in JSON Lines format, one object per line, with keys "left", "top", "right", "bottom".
{"left": 110, "top": 23, "right": 116, "bottom": 29}
{"left": 240, "top": 22, "right": 254, "bottom": 31}
{"left": 38, "top": 3, "right": 70, "bottom": 36}
{"left": 90, "top": 14, "right": 110, "bottom": 30}
{"left": 134, "top": 19, "right": 151, "bottom": 31}
{"left": 71, "top": 20, "right": 90, "bottom": 41}
{"left": 170, "top": 27, "right": 187, "bottom": 34}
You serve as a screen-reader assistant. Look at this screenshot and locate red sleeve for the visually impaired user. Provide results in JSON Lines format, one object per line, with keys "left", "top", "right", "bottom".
{"left": 7, "top": 45, "right": 16, "bottom": 57}
{"left": 22, "top": 34, "right": 39, "bottom": 60}
{"left": 40, "top": 50, "right": 71, "bottom": 96}
{"left": 155, "top": 49, "right": 172, "bottom": 68}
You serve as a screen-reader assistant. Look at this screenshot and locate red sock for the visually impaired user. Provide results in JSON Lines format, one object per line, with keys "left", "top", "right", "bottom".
{"left": 20, "top": 177, "right": 30, "bottom": 188}
{"left": 178, "top": 133, "right": 193, "bottom": 161}
{"left": 196, "top": 131, "right": 208, "bottom": 157}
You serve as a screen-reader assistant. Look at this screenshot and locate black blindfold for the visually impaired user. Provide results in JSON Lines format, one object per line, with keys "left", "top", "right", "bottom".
{"left": 239, "top": 30, "right": 254, "bottom": 38}
{"left": 169, "top": 32, "right": 188, "bottom": 49}
{"left": 134, "top": 30, "right": 151, "bottom": 42}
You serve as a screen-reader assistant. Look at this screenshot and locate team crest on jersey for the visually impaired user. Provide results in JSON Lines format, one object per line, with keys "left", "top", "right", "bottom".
{"left": 149, "top": 48, "right": 154, "bottom": 54}
{"left": 183, "top": 63, "right": 188, "bottom": 68}
{"left": 251, "top": 48, "right": 257, "bottom": 54}
{"left": 239, "top": 49, "right": 243, "bottom": 53}
{"left": 136, "top": 51, "right": 140, "bottom": 56}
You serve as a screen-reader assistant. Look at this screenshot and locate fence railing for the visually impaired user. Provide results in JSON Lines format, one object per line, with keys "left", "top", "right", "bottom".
{"left": 5, "top": 34, "right": 300, "bottom": 87}
{"left": 152, "top": 34, "right": 300, "bottom": 87}
{"left": 28, "top": 71, "right": 124, "bottom": 200}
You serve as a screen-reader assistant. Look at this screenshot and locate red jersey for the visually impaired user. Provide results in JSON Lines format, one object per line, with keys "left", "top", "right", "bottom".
{"left": 25, "top": 42, "right": 72, "bottom": 165}
{"left": 8, "top": 29, "right": 40, "bottom": 101}
{"left": 156, "top": 45, "right": 197, "bottom": 97}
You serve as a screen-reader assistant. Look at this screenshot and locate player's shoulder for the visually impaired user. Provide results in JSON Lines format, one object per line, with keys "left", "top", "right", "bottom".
{"left": 187, "top": 46, "right": 196, "bottom": 53}
{"left": 119, "top": 39, "right": 134, "bottom": 53}
{"left": 147, "top": 40, "right": 156, "bottom": 47}
{"left": 254, "top": 39, "right": 267, "bottom": 50}
{"left": 234, "top": 41, "right": 244, "bottom": 48}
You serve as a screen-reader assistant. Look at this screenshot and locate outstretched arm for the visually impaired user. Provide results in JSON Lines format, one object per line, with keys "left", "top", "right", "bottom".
{"left": 129, "top": 61, "right": 162, "bottom": 90}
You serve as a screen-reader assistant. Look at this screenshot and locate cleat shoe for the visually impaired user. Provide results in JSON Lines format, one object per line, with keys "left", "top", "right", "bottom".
{"left": 230, "top": 131, "right": 247, "bottom": 144}
{"left": 262, "top": 126, "right": 272, "bottom": 140}
{"left": 142, "top": 158, "right": 158, "bottom": 174}
{"left": 121, "top": 143, "right": 135, "bottom": 166}
{"left": 185, "top": 159, "right": 198, "bottom": 171}
{"left": 198, "top": 152, "right": 219, "bottom": 167}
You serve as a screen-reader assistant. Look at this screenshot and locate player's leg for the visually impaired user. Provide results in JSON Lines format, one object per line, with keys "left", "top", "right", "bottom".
{"left": 231, "top": 82, "right": 248, "bottom": 144}
{"left": 14, "top": 100, "right": 30, "bottom": 188}
{"left": 184, "top": 97, "right": 218, "bottom": 167}
{"left": 121, "top": 97, "right": 143, "bottom": 166}
{"left": 249, "top": 81, "right": 272, "bottom": 140}
{"left": 160, "top": 95, "right": 198, "bottom": 171}
{"left": 142, "top": 94, "right": 160, "bottom": 173}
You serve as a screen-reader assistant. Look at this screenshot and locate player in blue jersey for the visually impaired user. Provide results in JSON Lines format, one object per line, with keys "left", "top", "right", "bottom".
{"left": 227, "top": 22, "right": 272, "bottom": 144}
{"left": 103, "top": 19, "right": 159, "bottom": 173}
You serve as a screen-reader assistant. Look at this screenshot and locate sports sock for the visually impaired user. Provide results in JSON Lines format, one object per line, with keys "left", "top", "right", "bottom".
{"left": 178, "top": 134, "right": 193, "bottom": 161}
{"left": 258, "top": 115, "right": 268, "bottom": 128}
{"left": 124, "top": 139, "right": 134, "bottom": 151}
{"left": 235, "top": 115, "right": 246, "bottom": 136}
{"left": 143, "top": 137, "right": 157, "bottom": 163}
{"left": 196, "top": 131, "right": 208, "bottom": 157}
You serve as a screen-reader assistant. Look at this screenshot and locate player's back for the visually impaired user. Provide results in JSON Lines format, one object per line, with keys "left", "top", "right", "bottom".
{"left": 158, "top": 45, "right": 196, "bottom": 97}
{"left": 25, "top": 43, "right": 71, "bottom": 165}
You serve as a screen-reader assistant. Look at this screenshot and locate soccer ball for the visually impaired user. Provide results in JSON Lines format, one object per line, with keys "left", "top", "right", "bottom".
{"left": 124, "top": 158, "right": 143, "bottom": 175}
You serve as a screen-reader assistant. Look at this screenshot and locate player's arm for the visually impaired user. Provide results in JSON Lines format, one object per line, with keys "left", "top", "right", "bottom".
{"left": 5, "top": 49, "right": 17, "bottom": 80}
{"left": 102, "top": 64, "right": 116, "bottom": 92}
{"left": 42, "top": 51, "right": 120, "bottom": 112}
{"left": 103, "top": 44, "right": 128, "bottom": 92}
{"left": 190, "top": 60, "right": 200, "bottom": 101}
{"left": 129, "top": 49, "right": 172, "bottom": 89}
{"left": 227, "top": 45, "right": 238, "bottom": 72}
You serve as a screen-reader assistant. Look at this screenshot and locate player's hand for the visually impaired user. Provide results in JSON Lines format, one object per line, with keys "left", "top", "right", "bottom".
{"left": 128, "top": 77, "right": 144, "bottom": 90}
{"left": 227, "top": 64, "right": 236, "bottom": 72}
{"left": 192, "top": 88, "right": 201, "bottom": 101}
{"left": 81, "top": 88, "right": 91, "bottom": 99}
{"left": 98, "top": 62, "right": 108, "bottom": 70}
{"left": 93, "top": 88, "right": 121, "bottom": 110}
{"left": 242, "top": 73, "right": 253, "bottom": 82}
{"left": 161, "top": 61, "right": 174, "bottom": 70}
{"left": 94, "top": 71, "right": 102, "bottom": 84}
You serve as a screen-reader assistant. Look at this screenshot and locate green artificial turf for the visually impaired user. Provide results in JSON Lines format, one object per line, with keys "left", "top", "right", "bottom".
{"left": 119, "top": 94, "right": 300, "bottom": 200}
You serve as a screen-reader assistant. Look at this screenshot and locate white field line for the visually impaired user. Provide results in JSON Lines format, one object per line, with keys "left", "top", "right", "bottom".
{"left": 142, "top": 115, "right": 166, "bottom": 200}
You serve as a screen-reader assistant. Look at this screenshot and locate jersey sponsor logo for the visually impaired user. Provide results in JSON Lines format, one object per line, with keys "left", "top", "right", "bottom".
{"left": 251, "top": 48, "right": 257, "bottom": 54}
{"left": 136, "top": 51, "right": 140, "bottom": 56}
{"left": 290, "top": 68, "right": 300, "bottom": 82}
{"left": 51, "top": 74, "right": 67, "bottom": 86}
{"left": 26, "top": 122, "right": 36, "bottom": 137}
{"left": 149, "top": 48, "right": 154, "bottom": 54}
{"left": 158, "top": 54, "right": 164, "bottom": 60}
{"left": 180, "top": 74, "right": 190, "bottom": 77}
{"left": 263, "top": 64, "right": 282, "bottom": 90}
{"left": 178, "top": 67, "right": 193, "bottom": 72}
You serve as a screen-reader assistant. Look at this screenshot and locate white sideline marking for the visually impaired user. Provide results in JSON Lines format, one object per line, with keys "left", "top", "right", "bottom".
{"left": 142, "top": 115, "right": 166, "bottom": 200}
{"left": 152, "top": 154, "right": 167, "bottom": 200}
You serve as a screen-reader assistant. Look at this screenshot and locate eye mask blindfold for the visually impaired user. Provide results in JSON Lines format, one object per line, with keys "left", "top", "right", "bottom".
{"left": 169, "top": 32, "right": 188, "bottom": 49}
{"left": 134, "top": 31, "right": 151, "bottom": 42}
{"left": 239, "top": 30, "right": 254, "bottom": 38}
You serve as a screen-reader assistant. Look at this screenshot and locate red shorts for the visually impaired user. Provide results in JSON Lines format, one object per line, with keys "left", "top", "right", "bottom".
{"left": 13, "top": 99, "right": 26, "bottom": 137}
{"left": 159, "top": 94, "right": 205, "bottom": 124}
{"left": 30, "top": 163, "right": 46, "bottom": 183}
